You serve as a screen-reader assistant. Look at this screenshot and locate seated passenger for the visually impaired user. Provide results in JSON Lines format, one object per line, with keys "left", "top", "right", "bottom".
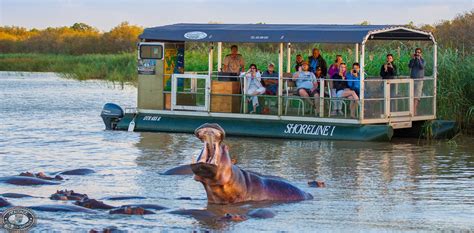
{"left": 292, "top": 61, "right": 320, "bottom": 114}
{"left": 328, "top": 55, "right": 343, "bottom": 78}
{"left": 331, "top": 63, "right": 359, "bottom": 118}
{"left": 380, "top": 53, "right": 397, "bottom": 79}
{"left": 346, "top": 62, "right": 361, "bottom": 96}
{"left": 261, "top": 62, "right": 279, "bottom": 95}
{"left": 244, "top": 64, "right": 266, "bottom": 114}
{"left": 294, "top": 54, "right": 304, "bottom": 72}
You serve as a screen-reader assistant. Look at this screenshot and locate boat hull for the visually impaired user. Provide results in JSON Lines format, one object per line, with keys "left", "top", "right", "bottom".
{"left": 115, "top": 113, "right": 394, "bottom": 142}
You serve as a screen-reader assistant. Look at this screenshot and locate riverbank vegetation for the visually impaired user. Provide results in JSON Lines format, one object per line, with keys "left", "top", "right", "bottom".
{"left": 0, "top": 12, "right": 472, "bottom": 128}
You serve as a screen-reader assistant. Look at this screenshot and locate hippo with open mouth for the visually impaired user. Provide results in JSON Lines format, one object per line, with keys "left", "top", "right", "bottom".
{"left": 191, "top": 123, "right": 313, "bottom": 204}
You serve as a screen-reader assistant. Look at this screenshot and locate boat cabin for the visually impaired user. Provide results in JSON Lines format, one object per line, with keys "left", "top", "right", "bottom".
{"left": 102, "top": 23, "right": 455, "bottom": 141}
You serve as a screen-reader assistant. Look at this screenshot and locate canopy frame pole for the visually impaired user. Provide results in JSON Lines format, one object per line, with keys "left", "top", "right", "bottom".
{"left": 207, "top": 43, "right": 214, "bottom": 112}
{"left": 278, "top": 43, "right": 284, "bottom": 116}
{"left": 217, "top": 42, "right": 222, "bottom": 71}
{"left": 433, "top": 39, "right": 437, "bottom": 117}
{"left": 359, "top": 42, "right": 365, "bottom": 121}
{"left": 355, "top": 43, "right": 359, "bottom": 62}
{"left": 286, "top": 43, "right": 291, "bottom": 73}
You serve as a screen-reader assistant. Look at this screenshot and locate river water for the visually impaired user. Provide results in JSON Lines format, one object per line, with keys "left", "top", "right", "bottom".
{"left": 0, "top": 73, "right": 473, "bottom": 232}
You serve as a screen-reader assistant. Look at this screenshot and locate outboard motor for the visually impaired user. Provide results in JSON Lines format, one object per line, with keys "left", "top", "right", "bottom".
{"left": 101, "top": 103, "right": 124, "bottom": 130}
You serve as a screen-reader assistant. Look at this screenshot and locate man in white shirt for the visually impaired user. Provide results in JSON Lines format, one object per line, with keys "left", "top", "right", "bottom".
{"left": 223, "top": 45, "right": 245, "bottom": 73}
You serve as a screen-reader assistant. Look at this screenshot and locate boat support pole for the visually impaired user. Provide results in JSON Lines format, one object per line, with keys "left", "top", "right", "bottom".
{"left": 217, "top": 42, "right": 222, "bottom": 71}
{"left": 286, "top": 43, "right": 291, "bottom": 72}
{"left": 355, "top": 43, "right": 359, "bottom": 62}
{"left": 433, "top": 39, "right": 437, "bottom": 117}
{"left": 278, "top": 43, "right": 284, "bottom": 116}
{"left": 360, "top": 42, "right": 365, "bottom": 122}
{"left": 208, "top": 43, "right": 214, "bottom": 112}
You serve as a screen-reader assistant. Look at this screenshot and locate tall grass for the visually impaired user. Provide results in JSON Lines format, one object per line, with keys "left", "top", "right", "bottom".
{"left": 0, "top": 53, "right": 137, "bottom": 83}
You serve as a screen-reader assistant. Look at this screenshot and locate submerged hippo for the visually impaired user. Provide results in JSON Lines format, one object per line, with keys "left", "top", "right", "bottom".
{"left": 75, "top": 198, "right": 115, "bottom": 210}
{"left": 51, "top": 190, "right": 88, "bottom": 201}
{"left": 109, "top": 207, "right": 155, "bottom": 215}
{"left": 0, "top": 197, "right": 12, "bottom": 207}
{"left": 0, "top": 176, "right": 61, "bottom": 186}
{"left": 190, "top": 123, "right": 313, "bottom": 204}
{"left": 58, "top": 168, "right": 95, "bottom": 176}
{"left": 0, "top": 193, "right": 34, "bottom": 198}
{"left": 29, "top": 204, "right": 99, "bottom": 213}
{"left": 20, "top": 171, "right": 63, "bottom": 181}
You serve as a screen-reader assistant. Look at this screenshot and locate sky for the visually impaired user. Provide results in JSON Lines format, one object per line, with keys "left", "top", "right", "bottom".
{"left": 0, "top": 0, "right": 472, "bottom": 31}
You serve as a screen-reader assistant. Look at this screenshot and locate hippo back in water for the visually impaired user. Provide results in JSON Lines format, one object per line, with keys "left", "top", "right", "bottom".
{"left": 0, "top": 176, "right": 61, "bottom": 186}
{"left": 29, "top": 204, "right": 99, "bottom": 213}
{"left": 0, "top": 197, "right": 12, "bottom": 207}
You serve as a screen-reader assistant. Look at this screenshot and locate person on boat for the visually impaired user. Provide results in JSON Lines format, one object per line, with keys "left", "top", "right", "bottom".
{"left": 244, "top": 64, "right": 266, "bottom": 114}
{"left": 346, "top": 62, "right": 361, "bottom": 96}
{"left": 331, "top": 63, "right": 359, "bottom": 118}
{"left": 307, "top": 48, "right": 328, "bottom": 76}
{"left": 292, "top": 61, "right": 320, "bottom": 114}
{"left": 409, "top": 48, "right": 425, "bottom": 115}
{"left": 380, "top": 53, "right": 397, "bottom": 79}
{"left": 328, "top": 55, "right": 343, "bottom": 78}
{"left": 294, "top": 54, "right": 304, "bottom": 72}
{"left": 261, "top": 62, "right": 279, "bottom": 95}
{"left": 223, "top": 45, "right": 245, "bottom": 73}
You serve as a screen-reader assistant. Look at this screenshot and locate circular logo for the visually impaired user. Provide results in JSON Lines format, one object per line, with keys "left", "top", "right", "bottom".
{"left": 184, "top": 31, "right": 207, "bottom": 40}
{"left": 1, "top": 207, "right": 36, "bottom": 232}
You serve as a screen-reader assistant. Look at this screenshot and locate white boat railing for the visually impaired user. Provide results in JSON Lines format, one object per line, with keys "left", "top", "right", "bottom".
{"left": 160, "top": 72, "right": 436, "bottom": 125}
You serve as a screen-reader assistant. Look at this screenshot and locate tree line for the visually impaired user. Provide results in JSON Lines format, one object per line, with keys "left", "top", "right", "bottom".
{"left": 0, "top": 22, "right": 142, "bottom": 55}
{"left": 0, "top": 10, "right": 472, "bottom": 55}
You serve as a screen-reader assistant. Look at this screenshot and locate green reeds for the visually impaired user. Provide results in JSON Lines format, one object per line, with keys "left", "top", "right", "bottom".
{"left": 0, "top": 53, "right": 137, "bottom": 83}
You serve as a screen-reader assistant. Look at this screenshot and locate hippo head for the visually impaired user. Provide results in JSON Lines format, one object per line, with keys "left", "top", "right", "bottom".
{"left": 191, "top": 123, "right": 232, "bottom": 184}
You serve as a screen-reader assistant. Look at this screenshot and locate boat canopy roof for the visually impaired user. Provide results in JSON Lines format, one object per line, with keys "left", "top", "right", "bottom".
{"left": 139, "top": 23, "right": 434, "bottom": 43}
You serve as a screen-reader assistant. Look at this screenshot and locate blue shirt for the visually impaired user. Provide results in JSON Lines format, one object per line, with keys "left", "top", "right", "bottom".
{"left": 295, "top": 71, "right": 316, "bottom": 90}
{"left": 346, "top": 71, "right": 360, "bottom": 93}
{"left": 409, "top": 58, "right": 425, "bottom": 78}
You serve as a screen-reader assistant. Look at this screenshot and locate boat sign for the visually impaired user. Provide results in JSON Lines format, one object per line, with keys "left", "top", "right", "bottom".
{"left": 184, "top": 31, "right": 207, "bottom": 40}
{"left": 284, "top": 123, "right": 336, "bottom": 137}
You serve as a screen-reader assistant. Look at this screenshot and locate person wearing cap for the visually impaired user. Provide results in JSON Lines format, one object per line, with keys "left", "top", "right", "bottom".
{"left": 292, "top": 61, "right": 320, "bottom": 115}
{"left": 261, "top": 62, "right": 279, "bottom": 95}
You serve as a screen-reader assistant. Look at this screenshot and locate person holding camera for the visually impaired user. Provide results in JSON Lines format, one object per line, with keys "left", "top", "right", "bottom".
{"left": 380, "top": 54, "right": 397, "bottom": 79}
{"left": 409, "top": 48, "right": 425, "bottom": 115}
{"left": 346, "top": 62, "right": 361, "bottom": 96}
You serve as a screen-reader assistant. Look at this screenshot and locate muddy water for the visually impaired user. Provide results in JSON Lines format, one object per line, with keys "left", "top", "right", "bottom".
{"left": 0, "top": 73, "right": 473, "bottom": 232}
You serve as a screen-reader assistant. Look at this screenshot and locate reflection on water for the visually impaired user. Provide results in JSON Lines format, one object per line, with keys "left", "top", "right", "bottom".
{"left": 0, "top": 73, "right": 473, "bottom": 232}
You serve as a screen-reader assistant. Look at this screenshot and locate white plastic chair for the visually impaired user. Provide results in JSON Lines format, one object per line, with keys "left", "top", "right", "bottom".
{"left": 284, "top": 75, "right": 305, "bottom": 116}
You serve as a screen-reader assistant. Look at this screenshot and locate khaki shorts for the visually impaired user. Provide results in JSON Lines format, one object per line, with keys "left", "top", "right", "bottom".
{"left": 414, "top": 79, "right": 424, "bottom": 98}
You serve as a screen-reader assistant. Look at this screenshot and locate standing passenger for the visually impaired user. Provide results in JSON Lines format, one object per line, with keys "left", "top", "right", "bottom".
{"left": 307, "top": 48, "right": 328, "bottom": 76}
{"left": 409, "top": 48, "right": 425, "bottom": 115}
{"left": 380, "top": 54, "right": 397, "bottom": 79}
{"left": 223, "top": 45, "right": 245, "bottom": 73}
